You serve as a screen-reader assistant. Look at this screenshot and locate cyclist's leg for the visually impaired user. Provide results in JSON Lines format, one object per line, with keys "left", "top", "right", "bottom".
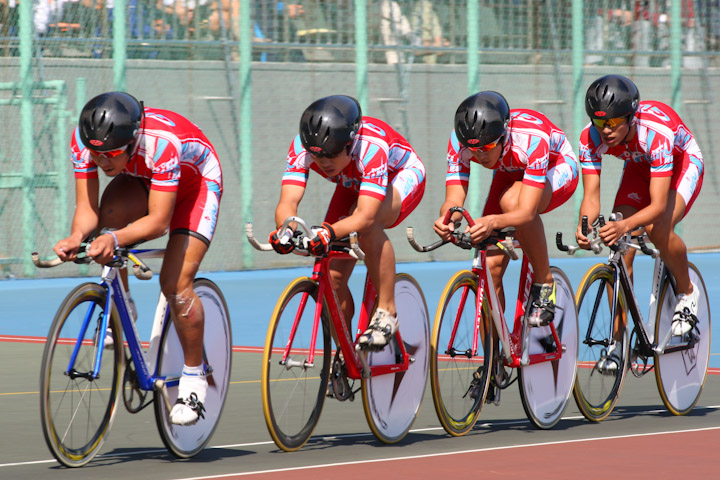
{"left": 163, "top": 181, "right": 221, "bottom": 425}
{"left": 358, "top": 167, "right": 425, "bottom": 349}
{"left": 497, "top": 179, "right": 554, "bottom": 284}
{"left": 162, "top": 233, "right": 209, "bottom": 424}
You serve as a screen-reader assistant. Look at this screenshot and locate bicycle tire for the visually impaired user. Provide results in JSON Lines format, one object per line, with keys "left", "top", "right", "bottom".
{"left": 362, "top": 273, "right": 429, "bottom": 443}
{"left": 262, "top": 277, "right": 331, "bottom": 451}
{"left": 519, "top": 267, "right": 578, "bottom": 429}
{"left": 429, "top": 270, "right": 491, "bottom": 436}
{"left": 154, "top": 278, "right": 232, "bottom": 458}
{"left": 654, "top": 263, "right": 711, "bottom": 415}
{"left": 572, "top": 264, "right": 630, "bottom": 422}
{"left": 39, "top": 282, "right": 123, "bottom": 467}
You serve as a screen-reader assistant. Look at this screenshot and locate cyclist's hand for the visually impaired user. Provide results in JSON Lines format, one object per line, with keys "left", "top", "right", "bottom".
{"left": 575, "top": 224, "right": 591, "bottom": 250}
{"left": 433, "top": 216, "right": 455, "bottom": 241}
{"left": 306, "top": 222, "right": 336, "bottom": 256}
{"left": 468, "top": 215, "right": 497, "bottom": 243}
{"left": 53, "top": 236, "right": 82, "bottom": 262}
{"left": 599, "top": 219, "right": 627, "bottom": 246}
{"left": 269, "top": 227, "right": 295, "bottom": 255}
{"left": 87, "top": 233, "right": 116, "bottom": 264}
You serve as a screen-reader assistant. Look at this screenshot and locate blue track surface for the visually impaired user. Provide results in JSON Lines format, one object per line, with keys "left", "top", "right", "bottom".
{"left": 2, "top": 253, "right": 718, "bottom": 367}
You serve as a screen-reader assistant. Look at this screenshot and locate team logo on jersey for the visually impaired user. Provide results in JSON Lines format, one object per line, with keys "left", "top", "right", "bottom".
{"left": 594, "top": 111, "right": 607, "bottom": 117}
{"left": 467, "top": 138, "right": 480, "bottom": 145}
{"left": 89, "top": 139, "right": 104, "bottom": 146}
{"left": 309, "top": 146, "right": 323, "bottom": 153}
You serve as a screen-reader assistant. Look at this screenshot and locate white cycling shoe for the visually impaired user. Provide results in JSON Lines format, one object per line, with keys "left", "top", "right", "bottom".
{"left": 170, "top": 368, "right": 208, "bottom": 426}
{"left": 671, "top": 282, "right": 699, "bottom": 336}
{"left": 357, "top": 308, "right": 398, "bottom": 352}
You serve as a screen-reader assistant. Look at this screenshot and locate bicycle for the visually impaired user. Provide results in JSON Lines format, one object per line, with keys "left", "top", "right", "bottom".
{"left": 246, "top": 216, "right": 429, "bottom": 451}
{"left": 557, "top": 213, "right": 711, "bottom": 421}
{"left": 32, "top": 243, "right": 232, "bottom": 467}
{"left": 408, "top": 207, "right": 578, "bottom": 435}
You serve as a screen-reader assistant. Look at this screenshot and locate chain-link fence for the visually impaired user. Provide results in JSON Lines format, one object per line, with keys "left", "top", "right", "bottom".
{"left": 1, "top": 1, "right": 718, "bottom": 278}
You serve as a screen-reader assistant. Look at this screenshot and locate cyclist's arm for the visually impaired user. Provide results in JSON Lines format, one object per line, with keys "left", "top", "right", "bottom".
{"left": 602, "top": 175, "right": 671, "bottom": 245}
{"left": 577, "top": 173, "right": 601, "bottom": 246}
{"left": 70, "top": 177, "right": 101, "bottom": 242}
{"left": 54, "top": 177, "right": 100, "bottom": 260}
{"left": 274, "top": 184, "right": 305, "bottom": 228}
{"left": 489, "top": 182, "right": 544, "bottom": 229}
{"left": 116, "top": 190, "right": 177, "bottom": 246}
{"left": 434, "top": 183, "right": 467, "bottom": 239}
{"left": 87, "top": 189, "right": 176, "bottom": 263}
{"left": 331, "top": 193, "right": 382, "bottom": 238}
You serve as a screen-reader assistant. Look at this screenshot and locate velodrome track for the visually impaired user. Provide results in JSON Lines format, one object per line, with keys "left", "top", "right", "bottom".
{"left": 1, "top": 253, "right": 719, "bottom": 479}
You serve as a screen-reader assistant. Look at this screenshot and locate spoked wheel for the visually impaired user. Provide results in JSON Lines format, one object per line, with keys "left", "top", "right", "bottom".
{"left": 429, "top": 270, "right": 492, "bottom": 436}
{"left": 362, "top": 274, "right": 429, "bottom": 443}
{"left": 154, "top": 278, "right": 232, "bottom": 458}
{"left": 654, "top": 263, "right": 711, "bottom": 415}
{"left": 40, "top": 283, "right": 123, "bottom": 467}
{"left": 519, "top": 267, "right": 578, "bottom": 429}
{"left": 572, "top": 264, "right": 630, "bottom": 422}
{"left": 262, "top": 277, "right": 331, "bottom": 452}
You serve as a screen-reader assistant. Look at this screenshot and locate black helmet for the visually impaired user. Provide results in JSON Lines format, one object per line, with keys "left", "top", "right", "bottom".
{"left": 454, "top": 91, "right": 510, "bottom": 148}
{"left": 585, "top": 75, "right": 640, "bottom": 120}
{"left": 299, "top": 95, "right": 362, "bottom": 157}
{"left": 79, "top": 91, "right": 143, "bottom": 151}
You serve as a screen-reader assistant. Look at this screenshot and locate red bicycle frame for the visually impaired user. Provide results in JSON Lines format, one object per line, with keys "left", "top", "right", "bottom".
{"left": 281, "top": 249, "right": 410, "bottom": 380}
{"left": 444, "top": 239, "right": 564, "bottom": 369}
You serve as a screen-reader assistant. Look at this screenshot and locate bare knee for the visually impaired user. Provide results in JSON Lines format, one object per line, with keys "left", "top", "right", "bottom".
{"left": 165, "top": 286, "right": 201, "bottom": 325}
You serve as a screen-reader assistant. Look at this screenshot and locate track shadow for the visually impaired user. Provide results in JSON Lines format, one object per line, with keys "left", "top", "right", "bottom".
{"left": 44, "top": 446, "right": 255, "bottom": 470}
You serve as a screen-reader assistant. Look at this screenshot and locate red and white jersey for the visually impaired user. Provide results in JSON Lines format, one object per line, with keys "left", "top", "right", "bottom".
{"left": 446, "top": 109, "right": 578, "bottom": 190}
{"left": 579, "top": 100, "right": 704, "bottom": 178}
{"left": 71, "top": 107, "right": 223, "bottom": 195}
{"left": 281, "top": 117, "right": 425, "bottom": 201}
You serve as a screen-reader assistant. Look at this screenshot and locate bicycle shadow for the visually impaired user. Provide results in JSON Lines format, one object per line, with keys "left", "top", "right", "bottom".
{"left": 598, "top": 404, "right": 719, "bottom": 420}
{"left": 45, "top": 446, "right": 254, "bottom": 469}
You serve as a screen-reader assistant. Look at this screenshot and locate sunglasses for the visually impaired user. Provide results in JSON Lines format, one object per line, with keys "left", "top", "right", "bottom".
{"left": 466, "top": 137, "right": 501, "bottom": 153}
{"left": 592, "top": 117, "right": 626, "bottom": 129}
{"left": 89, "top": 146, "right": 127, "bottom": 158}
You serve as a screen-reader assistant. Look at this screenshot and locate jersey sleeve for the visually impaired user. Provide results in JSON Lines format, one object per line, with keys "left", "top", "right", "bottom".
{"left": 521, "top": 136, "right": 550, "bottom": 189}
{"left": 357, "top": 141, "right": 389, "bottom": 200}
{"left": 70, "top": 127, "right": 98, "bottom": 179}
{"left": 579, "top": 124, "right": 603, "bottom": 176}
{"left": 281, "top": 135, "right": 311, "bottom": 188}
{"left": 446, "top": 130, "right": 470, "bottom": 187}
{"left": 645, "top": 128, "right": 675, "bottom": 177}
{"left": 144, "top": 135, "right": 182, "bottom": 192}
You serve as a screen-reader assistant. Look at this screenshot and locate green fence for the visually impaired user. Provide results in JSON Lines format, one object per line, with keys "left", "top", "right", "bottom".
{"left": 1, "top": 1, "right": 718, "bottom": 278}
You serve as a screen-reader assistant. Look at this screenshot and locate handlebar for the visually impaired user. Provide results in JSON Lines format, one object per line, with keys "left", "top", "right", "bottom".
{"left": 407, "top": 206, "right": 519, "bottom": 260}
{"left": 32, "top": 244, "right": 158, "bottom": 280}
{"left": 556, "top": 213, "right": 658, "bottom": 258}
{"left": 245, "top": 217, "right": 366, "bottom": 260}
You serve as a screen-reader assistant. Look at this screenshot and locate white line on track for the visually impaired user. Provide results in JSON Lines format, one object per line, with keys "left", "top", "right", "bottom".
{"left": 2, "top": 405, "right": 719, "bottom": 470}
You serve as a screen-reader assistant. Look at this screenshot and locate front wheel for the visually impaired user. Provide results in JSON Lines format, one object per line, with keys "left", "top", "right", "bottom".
{"left": 262, "top": 277, "right": 331, "bottom": 452}
{"left": 654, "top": 263, "right": 711, "bottom": 415}
{"left": 429, "top": 270, "right": 492, "bottom": 436}
{"left": 362, "top": 274, "right": 429, "bottom": 443}
{"left": 154, "top": 278, "right": 232, "bottom": 458}
{"left": 519, "top": 267, "right": 578, "bottom": 429}
{"left": 572, "top": 264, "right": 630, "bottom": 422}
{"left": 40, "top": 283, "right": 123, "bottom": 467}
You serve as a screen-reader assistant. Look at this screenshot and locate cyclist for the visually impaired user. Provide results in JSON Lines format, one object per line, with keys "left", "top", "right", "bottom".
{"left": 270, "top": 94, "right": 425, "bottom": 351}
{"left": 576, "top": 75, "right": 704, "bottom": 356}
{"left": 434, "top": 91, "right": 579, "bottom": 328}
{"left": 52, "top": 91, "right": 223, "bottom": 426}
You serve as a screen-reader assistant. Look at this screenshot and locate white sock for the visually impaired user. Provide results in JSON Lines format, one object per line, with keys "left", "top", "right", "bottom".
{"left": 178, "top": 364, "right": 207, "bottom": 403}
